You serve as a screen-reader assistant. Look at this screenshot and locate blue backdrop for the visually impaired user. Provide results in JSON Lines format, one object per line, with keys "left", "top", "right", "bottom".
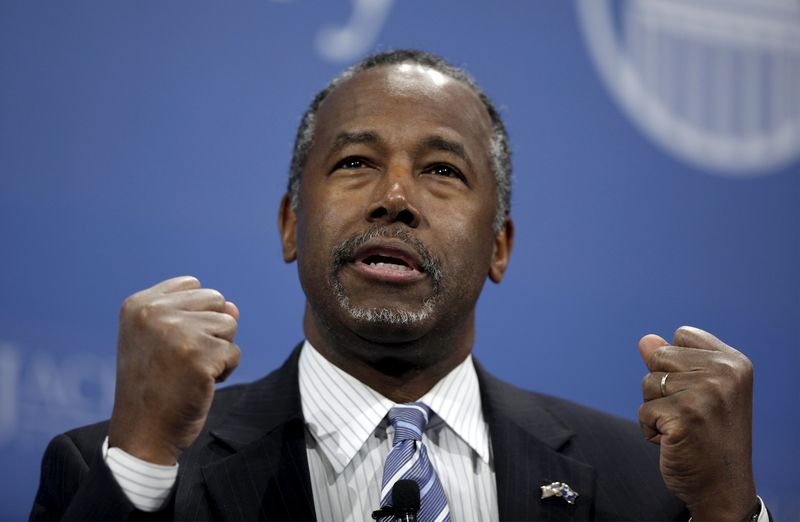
{"left": 1, "top": 1, "right": 798, "bottom": 520}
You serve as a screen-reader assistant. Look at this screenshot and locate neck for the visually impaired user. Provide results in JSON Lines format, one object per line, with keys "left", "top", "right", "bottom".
{"left": 303, "top": 304, "right": 475, "bottom": 403}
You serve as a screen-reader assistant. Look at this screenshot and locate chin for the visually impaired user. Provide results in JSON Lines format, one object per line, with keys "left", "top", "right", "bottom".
{"left": 342, "top": 303, "right": 436, "bottom": 343}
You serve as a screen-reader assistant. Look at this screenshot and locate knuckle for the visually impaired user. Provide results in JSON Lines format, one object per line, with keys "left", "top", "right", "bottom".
{"left": 673, "top": 326, "right": 689, "bottom": 344}
{"left": 673, "top": 325, "right": 696, "bottom": 346}
{"left": 650, "top": 347, "right": 668, "bottom": 369}
{"left": 637, "top": 402, "right": 649, "bottom": 421}
{"left": 736, "top": 353, "right": 754, "bottom": 378}
{"left": 136, "top": 302, "right": 161, "bottom": 326}
{"left": 120, "top": 296, "right": 136, "bottom": 318}
{"left": 716, "top": 358, "right": 736, "bottom": 376}
{"left": 716, "top": 356, "right": 751, "bottom": 381}
{"left": 158, "top": 316, "right": 182, "bottom": 339}
{"left": 228, "top": 344, "right": 242, "bottom": 366}
{"left": 676, "top": 393, "right": 695, "bottom": 414}
{"left": 676, "top": 392, "right": 706, "bottom": 422}
{"left": 174, "top": 338, "right": 200, "bottom": 362}
{"left": 723, "top": 356, "right": 754, "bottom": 389}
{"left": 122, "top": 300, "right": 154, "bottom": 329}
{"left": 180, "top": 275, "right": 201, "bottom": 288}
{"left": 211, "top": 290, "right": 226, "bottom": 308}
{"left": 120, "top": 292, "right": 146, "bottom": 318}
{"left": 223, "top": 315, "right": 238, "bottom": 333}
{"left": 139, "top": 301, "right": 155, "bottom": 318}
{"left": 205, "top": 288, "right": 225, "bottom": 303}
{"left": 700, "top": 377, "right": 727, "bottom": 407}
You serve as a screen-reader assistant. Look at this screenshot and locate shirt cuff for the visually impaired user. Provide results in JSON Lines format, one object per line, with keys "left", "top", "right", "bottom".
{"left": 688, "top": 496, "right": 768, "bottom": 522}
{"left": 102, "top": 436, "right": 178, "bottom": 512}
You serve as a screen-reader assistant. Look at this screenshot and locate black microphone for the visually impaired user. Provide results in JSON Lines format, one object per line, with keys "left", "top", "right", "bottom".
{"left": 371, "top": 480, "right": 420, "bottom": 521}
{"left": 392, "top": 480, "right": 420, "bottom": 522}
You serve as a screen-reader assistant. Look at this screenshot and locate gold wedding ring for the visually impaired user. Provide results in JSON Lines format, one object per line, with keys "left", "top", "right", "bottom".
{"left": 660, "top": 372, "right": 670, "bottom": 397}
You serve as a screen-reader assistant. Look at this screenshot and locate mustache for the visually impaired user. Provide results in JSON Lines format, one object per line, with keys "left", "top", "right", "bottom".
{"left": 332, "top": 225, "right": 443, "bottom": 285}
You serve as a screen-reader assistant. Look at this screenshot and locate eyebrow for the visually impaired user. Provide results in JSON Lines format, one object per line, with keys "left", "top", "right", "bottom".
{"left": 331, "top": 131, "right": 382, "bottom": 154}
{"left": 422, "top": 135, "right": 472, "bottom": 169}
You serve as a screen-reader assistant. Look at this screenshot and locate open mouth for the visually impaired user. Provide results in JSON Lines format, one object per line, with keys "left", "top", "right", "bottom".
{"left": 360, "top": 254, "right": 414, "bottom": 272}
{"left": 348, "top": 241, "right": 427, "bottom": 282}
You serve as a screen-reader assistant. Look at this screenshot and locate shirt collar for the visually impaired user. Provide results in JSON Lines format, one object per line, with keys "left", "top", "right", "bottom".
{"left": 298, "top": 340, "right": 490, "bottom": 475}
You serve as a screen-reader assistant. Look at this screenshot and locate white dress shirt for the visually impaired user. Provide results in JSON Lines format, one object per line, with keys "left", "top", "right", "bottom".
{"left": 298, "top": 340, "right": 498, "bottom": 522}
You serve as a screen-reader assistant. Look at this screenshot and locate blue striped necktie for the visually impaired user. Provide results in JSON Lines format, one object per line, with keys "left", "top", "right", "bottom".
{"left": 379, "top": 402, "right": 451, "bottom": 522}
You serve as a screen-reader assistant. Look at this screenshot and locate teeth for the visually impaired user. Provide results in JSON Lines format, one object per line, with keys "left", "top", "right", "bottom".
{"left": 371, "top": 261, "right": 411, "bottom": 271}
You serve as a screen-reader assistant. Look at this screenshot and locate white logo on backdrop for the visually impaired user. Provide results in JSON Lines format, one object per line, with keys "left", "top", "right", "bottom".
{"left": 576, "top": 0, "right": 800, "bottom": 175}
{"left": 0, "top": 342, "right": 114, "bottom": 448}
{"left": 315, "top": 0, "right": 394, "bottom": 63}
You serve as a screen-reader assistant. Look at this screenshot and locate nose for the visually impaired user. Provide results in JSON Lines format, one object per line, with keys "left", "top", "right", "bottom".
{"left": 366, "top": 169, "right": 421, "bottom": 228}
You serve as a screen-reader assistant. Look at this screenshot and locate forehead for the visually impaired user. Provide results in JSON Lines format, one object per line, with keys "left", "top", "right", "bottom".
{"left": 312, "top": 64, "right": 494, "bottom": 158}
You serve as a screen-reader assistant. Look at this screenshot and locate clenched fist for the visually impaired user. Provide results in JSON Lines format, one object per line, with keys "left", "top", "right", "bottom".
{"left": 639, "top": 326, "right": 758, "bottom": 522}
{"left": 107, "top": 276, "right": 241, "bottom": 465}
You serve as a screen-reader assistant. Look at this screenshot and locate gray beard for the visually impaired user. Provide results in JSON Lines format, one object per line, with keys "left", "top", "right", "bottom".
{"left": 330, "top": 276, "right": 437, "bottom": 326}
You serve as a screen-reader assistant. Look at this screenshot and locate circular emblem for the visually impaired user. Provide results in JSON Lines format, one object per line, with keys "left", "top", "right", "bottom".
{"left": 576, "top": 0, "right": 800, "bottom": 176}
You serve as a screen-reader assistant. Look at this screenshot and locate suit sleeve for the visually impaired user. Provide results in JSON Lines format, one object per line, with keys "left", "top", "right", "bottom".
{"left": 29, "top": 433, "right": 170, "bottom": 521}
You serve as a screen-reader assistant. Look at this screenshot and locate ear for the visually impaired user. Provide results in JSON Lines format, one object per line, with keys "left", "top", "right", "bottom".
{"left": 278, "top": 193, "right": 297, "bottom": 263}
{"left": 488, "top": 217, "right": 514, "bottom": 283}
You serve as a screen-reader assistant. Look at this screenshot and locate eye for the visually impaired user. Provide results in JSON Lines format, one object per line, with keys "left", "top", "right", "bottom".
{"left": 424, "top": 164, "right": 465, "bottom": 182}
{"left": 334, "top": 156, "right": 370, "bottom": 170}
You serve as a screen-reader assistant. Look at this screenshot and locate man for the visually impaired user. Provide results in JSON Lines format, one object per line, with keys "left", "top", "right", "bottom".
{"left": 31, "top": 49, "right": 765, "bottom": 521}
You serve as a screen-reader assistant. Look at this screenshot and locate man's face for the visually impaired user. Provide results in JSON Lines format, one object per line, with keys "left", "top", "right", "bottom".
{"left": 281, "top": 64, "right": 511, "bottom": 347}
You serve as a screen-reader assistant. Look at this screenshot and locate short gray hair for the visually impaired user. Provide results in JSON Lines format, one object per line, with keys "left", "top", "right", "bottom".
{"left": 288, "top": 49, "right": 512, "bottom": 231}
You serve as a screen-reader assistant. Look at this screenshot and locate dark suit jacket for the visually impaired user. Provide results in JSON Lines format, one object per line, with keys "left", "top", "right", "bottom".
{"left": 31, "top": 346, "right": 687, "bottom": 521}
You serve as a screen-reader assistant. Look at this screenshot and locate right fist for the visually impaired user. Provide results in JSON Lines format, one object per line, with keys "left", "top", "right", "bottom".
{"left": 108, "top": 276, "right": 240, "bottom": 464}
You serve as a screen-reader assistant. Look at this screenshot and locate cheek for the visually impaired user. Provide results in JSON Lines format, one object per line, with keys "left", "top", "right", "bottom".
{"left": 295, "top": 188, "right": 362, "bottom": 262}
{"left": 434, "top": 208, "right": 497, "bottom": 283}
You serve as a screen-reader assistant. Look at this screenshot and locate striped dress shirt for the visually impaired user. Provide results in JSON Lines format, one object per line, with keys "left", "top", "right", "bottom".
{"left": 101, "top": 437, "right": 178, "bottom": 511}
{"left": 299, "top": 340, "right": 498, "bottom": 522}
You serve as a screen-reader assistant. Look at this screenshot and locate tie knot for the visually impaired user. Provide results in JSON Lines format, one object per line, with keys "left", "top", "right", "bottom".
{"left": 387, "top": 402, "right": 431, "bottom": 443}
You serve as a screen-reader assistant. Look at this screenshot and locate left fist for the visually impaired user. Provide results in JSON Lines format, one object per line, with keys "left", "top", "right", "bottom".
{"left": 639, "top": 326, "right": 758, "bottom": 522}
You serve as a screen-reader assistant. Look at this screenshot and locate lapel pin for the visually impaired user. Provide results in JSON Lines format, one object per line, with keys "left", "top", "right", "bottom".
{"left": 540, "top": 481, "right": 578, "bottom": 505}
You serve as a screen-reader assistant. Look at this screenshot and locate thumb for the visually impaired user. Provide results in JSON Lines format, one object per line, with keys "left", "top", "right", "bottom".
{"left": 638, "top": 333, "right": 668, "bottom": 367}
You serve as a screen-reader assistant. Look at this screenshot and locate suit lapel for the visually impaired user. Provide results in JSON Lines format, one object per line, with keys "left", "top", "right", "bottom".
{"left": 201, "top": 419, "right": 314, "bottom": 521}
{"left": 188, "top": 345, "right": 316, "bottom": 521}
{"left": 477, "top": 364, "right": 596, "bottom": 521}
